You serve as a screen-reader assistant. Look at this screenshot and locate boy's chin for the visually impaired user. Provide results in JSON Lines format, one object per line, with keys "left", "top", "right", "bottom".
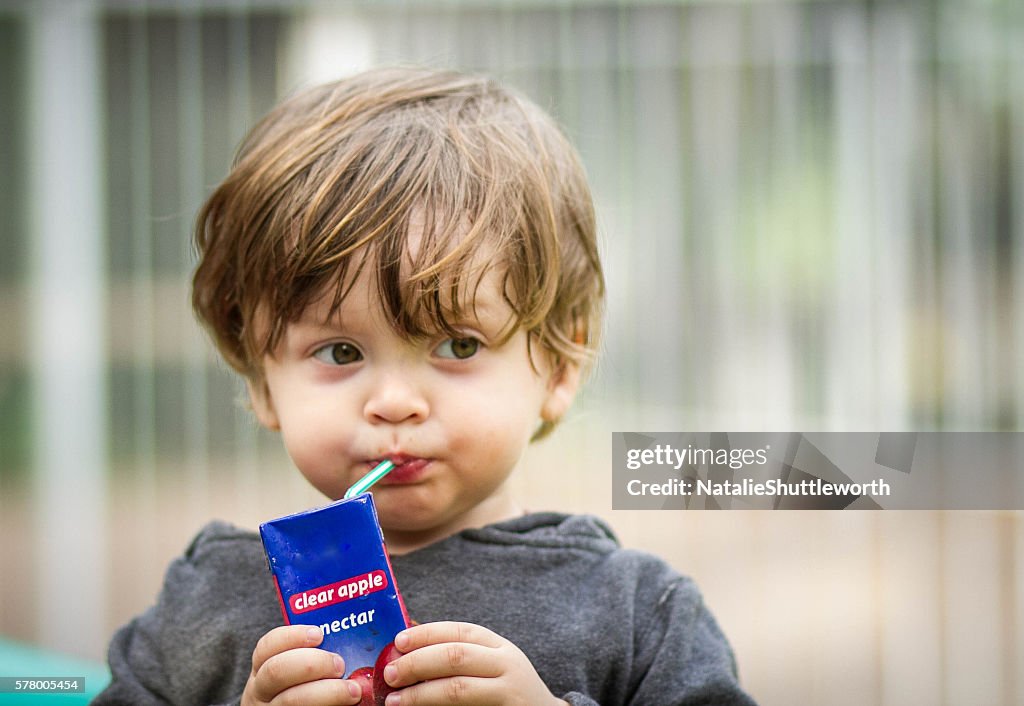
{"left": 378, "top": 523, "right": 452, "bottom": 554}
{"left": 377, "top": 513, "right": 442, "bottom": 536}
{"left": 377, "top": 504, "right": 474, "bottom": 542}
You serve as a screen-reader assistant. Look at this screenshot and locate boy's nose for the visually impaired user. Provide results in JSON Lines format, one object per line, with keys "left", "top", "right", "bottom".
{"left": 363, "top": 373, "right": 429, "bottom": 425}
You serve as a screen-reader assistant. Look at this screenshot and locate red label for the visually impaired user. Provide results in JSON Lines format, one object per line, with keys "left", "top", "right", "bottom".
{"left": 288, "top": 570, "right": 389, "bottom": 614}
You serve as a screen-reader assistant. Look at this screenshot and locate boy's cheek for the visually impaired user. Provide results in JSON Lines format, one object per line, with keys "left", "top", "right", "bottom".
{"left": 291, "top": 451, "right": 357, "bottom": 499}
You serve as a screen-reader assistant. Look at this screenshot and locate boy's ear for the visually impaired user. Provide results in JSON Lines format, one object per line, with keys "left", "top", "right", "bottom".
{"left": 245, "top": 377, "right": 281, "bottom": 431}
{"left": 540, "top": 360, "right": 582, "bottom": 424}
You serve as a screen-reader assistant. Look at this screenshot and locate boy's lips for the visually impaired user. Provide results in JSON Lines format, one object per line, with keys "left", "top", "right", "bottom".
{"left": 367, "top": 455, "right": 431, "bottom": 484}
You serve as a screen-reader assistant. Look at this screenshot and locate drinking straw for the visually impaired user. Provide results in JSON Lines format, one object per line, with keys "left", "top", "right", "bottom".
{"left": 343, "top": 459, "right": 396, "bottom": 499}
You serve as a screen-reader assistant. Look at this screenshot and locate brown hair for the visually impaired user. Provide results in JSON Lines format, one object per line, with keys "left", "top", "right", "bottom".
{"left": 192, "top": 66, "right": 604, "bottom": 432}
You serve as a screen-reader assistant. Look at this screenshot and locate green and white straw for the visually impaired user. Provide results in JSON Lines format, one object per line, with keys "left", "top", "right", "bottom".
{"left": 343, "top": 459, "right": 396, "bottom": 499}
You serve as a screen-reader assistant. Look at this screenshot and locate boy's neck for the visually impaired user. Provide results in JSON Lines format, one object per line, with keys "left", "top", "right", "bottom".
{"left": 383, "top": 491, "right": 525, "bottom": 555}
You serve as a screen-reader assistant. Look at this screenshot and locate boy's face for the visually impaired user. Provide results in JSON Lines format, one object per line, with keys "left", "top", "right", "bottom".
{"left": 247, "top": 261, "right": 579, "bottom": 553}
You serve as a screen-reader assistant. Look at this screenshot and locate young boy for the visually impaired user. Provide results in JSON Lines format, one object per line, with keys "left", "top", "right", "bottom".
{"left": 97, "top": 67, "right": 756, "bottom": 706}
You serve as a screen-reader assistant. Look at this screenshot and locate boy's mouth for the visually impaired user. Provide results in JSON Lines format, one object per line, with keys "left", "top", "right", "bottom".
{"left": 367, "top": 455, "right": 431, "bottom": 484}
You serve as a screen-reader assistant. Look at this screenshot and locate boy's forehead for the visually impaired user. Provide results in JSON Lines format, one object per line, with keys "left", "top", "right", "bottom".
{"left": 404, "top": 207, "right": 432, "bottom": 261}
{"left": 403, "top": 206, "right": 487, "bottom": 264}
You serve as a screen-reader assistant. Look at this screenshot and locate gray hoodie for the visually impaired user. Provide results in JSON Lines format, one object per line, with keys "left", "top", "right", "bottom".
{"left": 96, "top": 512, "right": 756, "bottom": 705}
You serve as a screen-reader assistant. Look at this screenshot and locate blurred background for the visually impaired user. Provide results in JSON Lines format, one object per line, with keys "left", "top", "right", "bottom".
{"left": 1, "top": 0, "right": 1022, "bottom": 704}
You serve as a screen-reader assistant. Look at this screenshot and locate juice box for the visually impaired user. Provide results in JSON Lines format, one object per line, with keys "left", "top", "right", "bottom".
{"left": 259, "top": 493, "right": 410, "bottom": 676}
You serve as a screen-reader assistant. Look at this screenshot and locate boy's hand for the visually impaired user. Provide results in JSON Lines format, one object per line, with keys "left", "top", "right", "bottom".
{"left": 241, "top": 625, "right": 364, "bottom": 706}
{"left": 380, "top": 621, "right": 569, "bottom": 706}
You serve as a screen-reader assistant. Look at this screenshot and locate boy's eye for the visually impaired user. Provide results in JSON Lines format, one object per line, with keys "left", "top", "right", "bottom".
{"left": 313, "top": 342, "right": 363, "bottom": 365}
{"left": 434, "top": 337, "right": 480, "bottom": 360}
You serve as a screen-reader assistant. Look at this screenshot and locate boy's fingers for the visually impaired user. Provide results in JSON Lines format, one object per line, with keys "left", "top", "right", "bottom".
{"left": 395, "top": 621, "right": 504, "bottom": 652}
{"left": 386, "top": 675, "right": 493, "bottom": 706}
{"left": 251, "top": 647, "right": 346, "bottom": 701}
{"left": 251, "top": 625, "right": 325, "bottom": 674}
{"left": 383, "top": 642, "right": 500, "bottom": 688}
{"left": 252, "top": 648, "right": 349, "bottom": 702}
{"left": 264, "top": 677, "right": 362, "bottom": 706}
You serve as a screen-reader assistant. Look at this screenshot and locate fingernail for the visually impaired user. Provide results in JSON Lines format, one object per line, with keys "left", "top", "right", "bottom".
{"left": 333, "top": 654, "right": 344, "bottom": 675}
{"left": 384, "top": 663, "right": 398, "bottom": 685}
{"left": 348, "top": 680, "right": 361, "bottom": 699}
{"left": 306, "top": 626, "right": 322, "bottom": 643}
{"left": 385, "top": 693, "right": 400, "bottom": 706}
{"left": 395, "top": 630, "right": 409, "bottom": 650}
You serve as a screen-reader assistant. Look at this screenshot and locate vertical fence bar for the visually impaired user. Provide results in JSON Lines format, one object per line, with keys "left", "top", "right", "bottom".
{"left": 870, "top": 6, "right": 914, "bottom": 430}
{"left": 178, "top": 8, "right": 210, "bottom": 526}
{"left": 228, "top": 10, "right": 261, "bottom": 519}
{"left": 876, "top": 513, "right": 943, "bottom": 706}
{"left": 829, "top": 6, "right": 874, "bottom": 428}
{"left": 27, "top": 0, "right": 107, "bottom": 658}
{"left": 937, "top": 4, "right": 984, "bottom": 428}
{"left": 757, "top": 2, "right": 800, "bottom": 430}
{"left": 612, "top": 2, "right": 637, "bottom": 413}
{"left": 942, "top": 513, "right": 1003, "bottom": 702}
{"left": 1009, "top": 5, "right": 1024, "bottom": 703}
{"left": 128, "top": 8, "right": 160, "bottom": 589}
{"left": 629, "top": 6, "right": 686, "bottom": 423}
{"left": 1015, "top": 6, "right": 1024, "bottom": 435}
{"left": 688, "top": 5, "right": 744, "bottom": 424}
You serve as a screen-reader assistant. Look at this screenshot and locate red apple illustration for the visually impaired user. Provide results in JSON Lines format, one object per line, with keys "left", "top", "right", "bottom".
{"left": 372, "top": 642, "right": 403, "bottom": 706}
{"left": 348, "top": 666, "right": 375, "bottom": 706}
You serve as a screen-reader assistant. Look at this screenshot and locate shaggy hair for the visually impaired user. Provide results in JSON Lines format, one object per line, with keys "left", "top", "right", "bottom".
{"left": 192, "top": 66, "right": 604, "bottom": 436}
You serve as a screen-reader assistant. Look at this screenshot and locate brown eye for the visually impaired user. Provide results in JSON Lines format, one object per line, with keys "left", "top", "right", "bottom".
{"left": 435, "top": 337, "right": 480, "bottom": 360}
{"left": 313, "top": 342, "right": 363, "bottom": 365}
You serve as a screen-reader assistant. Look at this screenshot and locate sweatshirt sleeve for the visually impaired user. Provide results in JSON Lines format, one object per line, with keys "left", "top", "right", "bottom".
{"left": 93, "top": 523, "right": 276, "bottom": 706}
{"left": 629, "top": 574, "right": 757, "bottom": 706}
{"left": 94, "top": 610, "right": 175, "bottom": 706}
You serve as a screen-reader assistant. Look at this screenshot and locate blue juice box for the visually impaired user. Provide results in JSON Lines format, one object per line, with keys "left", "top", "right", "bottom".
{"left": 259, "top": 493, "right": 410, "bottom": 677}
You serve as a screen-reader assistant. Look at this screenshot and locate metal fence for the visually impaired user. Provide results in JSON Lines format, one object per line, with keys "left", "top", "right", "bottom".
{"left": 1, "top": 1, "right": 1022, "bottom": 704}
